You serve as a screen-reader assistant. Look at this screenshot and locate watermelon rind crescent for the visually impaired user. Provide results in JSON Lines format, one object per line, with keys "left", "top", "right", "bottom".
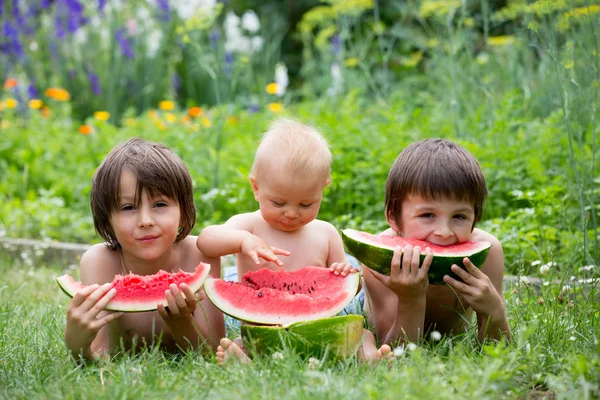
{"left": 203, "top": 268, "right": 361, "bottom": 326}
{"left": 55, "top": 263, "right": 211, "bottom": 312}
{"left": 242, "top": 315, "right": 364, "bottom": 360}
{"left": 341, "top": 229, "right": 491, "bottom": 284}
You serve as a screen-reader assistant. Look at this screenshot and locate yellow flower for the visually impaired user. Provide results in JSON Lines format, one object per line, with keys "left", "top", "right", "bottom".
{"left": 94, "top": 111, "right": 110, "bottom": 121}
{"left": 4, "top": 98, "right": 17, "bottom": 108}
{"left": 201, "top": 117, "right": 212, "bottom": 128}
{"left": 399, "top": 51, "right": 423, "bottom": 68}
{"left": 344, "top": 58, "right": 359, "bottom": 67}
{"left": 226, "top": 116, "right": 239, "bottom": 125}
{"left": 79, "top": 125, "right": 93, "bottom": 135}
{"left": 0, "top": 120, "right": 10, "bottom": 129}
{"left": 564, "top": 60, "right": 574, "bottom": 69}
{"left": 487, "top": 36, "right": 515, "bottom": 47}
{"left": 268, "top": 103, "right": 284, "bottom": 113}
{"left": 266, "top": 83, "right": 278, "bottom": 94}
{"left": 28, "top": 99, "right": 43, "bottom": 109}
{"left": 166, "top": 113, "right": 177, "bottom": 123}
{"left": 125, "top": 118, "right": 137, "bottom": 127}
{"left": 159, "top": 100, "right": 175, "bottom": 111}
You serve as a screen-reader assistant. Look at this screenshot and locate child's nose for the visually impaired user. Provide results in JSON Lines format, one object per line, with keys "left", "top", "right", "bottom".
{"left": 284, "top": 208, "right": 299, "bottom": 219}
{"left": 137, "top": 207, "right": 155, "bottom": 227}
{"left": 434, "top": 222, "right": 453, "bottom": 238}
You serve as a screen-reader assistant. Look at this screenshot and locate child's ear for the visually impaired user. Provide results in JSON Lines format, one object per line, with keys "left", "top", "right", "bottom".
{"left": 249, "top": 175, "right": 259, "bottom": 200}
{"left": 386, "top": 210, "right": 401, "bottom": 233}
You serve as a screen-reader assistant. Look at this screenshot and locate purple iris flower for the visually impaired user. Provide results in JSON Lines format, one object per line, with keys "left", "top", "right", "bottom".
{"left": 224, "top": 52, "right": 233, "bottom": 76}
{"left": 40, "top": 0, "right": 51, "bottom": 9}
{"left": 210, "top": 30, "right": 219, "bottom": 49}
{"left": 155, "top": 0, "right": 170, "bottom": 22}
{"left": 98, "top": 0, "right": 107, "bottom": 11}
{"left": 248, "top": 103, "right": 259, "bottom": 114}
{"left": 88, "top": 71, "right": 101, "bottom": 95}
{"left": 115, "top": 29, "right": 134, "bottom": 58}
{"left": 331, "top": 34, "right": 341, "bottom": 55}
{"left": 2, "top": 20, "right": 23, "bottom": 58}
{"left": 28, "top": 84, "right": 39, "bottom": 99}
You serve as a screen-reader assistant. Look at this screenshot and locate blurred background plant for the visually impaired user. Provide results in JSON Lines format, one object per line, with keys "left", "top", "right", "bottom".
{"left": 0, "top": 0, "right": 598, "bottom": 277}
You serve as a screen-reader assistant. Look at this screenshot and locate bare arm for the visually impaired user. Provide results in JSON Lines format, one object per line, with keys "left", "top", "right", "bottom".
{"left": 443, "top": 233, "right": 511, "bottom": 342}
{"left": 197, "top": 213, "right": 289, "bottom": 265}
{"left": 64, "top": 246, "right": 123, "bottom": 361}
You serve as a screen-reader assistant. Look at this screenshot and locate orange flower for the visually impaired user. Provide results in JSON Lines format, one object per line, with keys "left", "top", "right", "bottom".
{"left": 180, "top": 115, "right": 191, "bottom": 124}
{"left": 188, "top": 106, "right": 203, "bottom": 117}
{"left": 40, "top": 106, "right": 50, "bottom": 118}
{"left": 3, "top": 78, "right": 17, "bottom": 90}
{"left": 149, "top": 109, "right": 158, "bottom": 119}
{"left": 267, "top": 102, "right": 283, "bottom": 113}
{"left": 94, "top": 111, "right": 110, "bottom": 121}
{"left": 45, "top": 88, "right": 70, "bottom": 101}
{"left": 266, "top": 83, "right": 278, "bottom": 95}
{"left": 28, "top": 99, "right": 43, "bottom": 109}
{"left": 159, "top": 100, "right": 175, "bottom": 111}
{"left": 79, "top": 125, "right": 93, "bottom": 135}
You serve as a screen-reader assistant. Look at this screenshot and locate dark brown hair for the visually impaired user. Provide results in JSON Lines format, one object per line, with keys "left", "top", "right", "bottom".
{"left": 91, "top": 138, "right": 195, "bottom": 249}
{"left": 385, "top": 138, "right": 487, "bottom": 230}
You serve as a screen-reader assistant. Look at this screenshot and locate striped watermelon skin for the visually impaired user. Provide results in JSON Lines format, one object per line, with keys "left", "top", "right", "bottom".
{"left": 341, "top": 229, "right": 491, "bottom": 284}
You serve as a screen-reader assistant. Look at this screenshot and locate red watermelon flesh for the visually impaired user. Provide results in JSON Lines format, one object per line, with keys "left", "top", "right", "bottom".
{"left": 203, "top": 267, "right": 360, "bottom": 326}
{"left": 56, "top": 263, "right": 211, "bottom": 312}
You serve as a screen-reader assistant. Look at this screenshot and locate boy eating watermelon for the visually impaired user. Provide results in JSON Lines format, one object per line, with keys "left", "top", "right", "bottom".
{"left": 197, "top": 118, "right": 392, "bottom": 363}
{"left": 362, "top": 138, "right": 511, "bottom": 345}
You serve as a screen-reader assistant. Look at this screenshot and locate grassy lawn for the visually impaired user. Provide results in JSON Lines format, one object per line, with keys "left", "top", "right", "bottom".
{"left": 1, "top": 256, "right": 598, "bottom": 399}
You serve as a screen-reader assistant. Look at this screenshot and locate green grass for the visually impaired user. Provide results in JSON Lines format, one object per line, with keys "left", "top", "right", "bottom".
{"left": 1, "top": 257, "right": 598, "bottom": 399}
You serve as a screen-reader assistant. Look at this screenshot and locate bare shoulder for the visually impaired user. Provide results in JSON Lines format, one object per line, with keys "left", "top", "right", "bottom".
{"left": 79, "top": 244, "right": 122, "bottom": 285}
{"left": 310, "top": 219, "right": 339, "bottom": 234}
{"left": 471, "top": 228, "right": 505, "bottom": 289}
{"left": 225, "top": 211, "right": 262, "bottom": 232}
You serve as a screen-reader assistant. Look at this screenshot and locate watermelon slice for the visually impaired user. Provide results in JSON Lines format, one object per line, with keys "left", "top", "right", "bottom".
{"left": 204, "top": 267, "right": 360, "bottom": 326}
{"left": 242, "top": 315, "right": 364, "bottom": 360}
{"left": 341, "top": 229, "right": 491, "bottom": 284}
{"left": 56, "top": 263, "right": 211, "bottom": 312}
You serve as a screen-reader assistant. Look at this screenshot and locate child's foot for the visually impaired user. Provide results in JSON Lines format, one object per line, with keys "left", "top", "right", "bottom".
{"left": 360, "top": 344, "right": 394, "bottom": 364}
{"left": 216, "top": 338, "right": 251, "bottom": 365}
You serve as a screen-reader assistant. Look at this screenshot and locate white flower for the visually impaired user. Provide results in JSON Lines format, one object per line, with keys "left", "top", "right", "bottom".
{"left": 224, "top": 12, "right": 241, "bottom": 36}
{"left": 430, "top": 331, "right": 442, "bottom": 341}
{"left": 241, "top": 10, "right": 260, "bottom": 33}
{"left": 146, "top": 29, "right": 163, "bottom": 58}
{"left": 274, "top": 63, "right": 289, "bottom": 96}
{"left": 547, "top": 261, "right": 557, "bottom": 267}
{"left": 519, "top": 276, "right": 529, "bottom": 284}
{"left": 250, "top": 36, "right": 263, "bottom": 52}
{"left": 531, "top": 260, "right": 542, "bottom": 267}
{"left": 73, "top": 28, "right": 88, "bottom": 46}
{"left": 539, "top": 264, "right": 550, "bottom": 275}
{"left": 511, "top": 189, "right": 524, "bottom": 198}
{"left": 569, "top": 336, "right": 576, "bottom": 341}
{"left": 29, "top": 41, "right": 39, "bottom": 52}
{"left": 307, "top": 357, "right": 320, "bottom": 369}
{"left": 407, "top": 343, "right": 418, "bottom": 351}
{"left": 327, "top": 63, "right": 343, "bottom": 96}
{"left": 272, "top": 351, "right": 284, "bottom": 360}
{"left": 581, "top": 265, "right": 595, "bottom": 271}
{"left": 392, "top": 346, "right": 405, "bottom": 357}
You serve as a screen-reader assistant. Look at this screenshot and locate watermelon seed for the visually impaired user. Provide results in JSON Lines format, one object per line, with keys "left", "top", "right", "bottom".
{"left": 258, "top": 292, "right": 263, "bottom": 297}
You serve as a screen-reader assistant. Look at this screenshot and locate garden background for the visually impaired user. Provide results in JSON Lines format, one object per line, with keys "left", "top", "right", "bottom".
{"left": 1, "top": 0, "right": 599, "bottom": 398}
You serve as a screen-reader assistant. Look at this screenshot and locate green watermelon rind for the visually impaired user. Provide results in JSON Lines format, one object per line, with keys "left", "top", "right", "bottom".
{"left": 55, "top": 263, "right": 211, "bottom": 313}
{"left": 341, "top": 229, "right": 491, "bottom": 284}
{"left": 203, "top": 270, "right": 361, "bottom": 326}
{"left": 242, "top": 315, "right": 364, "bottom": 360}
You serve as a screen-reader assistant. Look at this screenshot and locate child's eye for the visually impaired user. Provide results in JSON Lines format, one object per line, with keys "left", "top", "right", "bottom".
{"left": 121, "top": 205, "right": 135, "bottom": 211}
{"left": 418, "top": 213, "right": 435, "bottom": 218}
{"left": 299, "top": 203, "right": 313, "bottom": 208}
{"left": 154, "top": 202, "right": 168, "bottom": 208}
{"left": 272, "top": 201, "right": 285, "bottom": 207}
{"left": 454, "top": 214, "right": 468, "bottom": 220}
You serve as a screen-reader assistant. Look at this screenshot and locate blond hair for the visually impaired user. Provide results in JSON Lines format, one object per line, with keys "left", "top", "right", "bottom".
{"left": 250, "top": 118, "right": 332, "bottom": 180}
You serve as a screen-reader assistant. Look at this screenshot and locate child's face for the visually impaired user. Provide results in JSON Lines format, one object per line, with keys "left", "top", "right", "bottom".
{"left": 251, "top": 167, "right": 328, "bottom": 232}
{"left": 109, "top": 169, "right": 181, "bottom": 260}
{"left": 388, "top": 193, "right": 475, "bottom": 245}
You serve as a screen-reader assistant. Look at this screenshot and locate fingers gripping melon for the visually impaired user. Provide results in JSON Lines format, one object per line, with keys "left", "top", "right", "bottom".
{"left": 341, "top": 229, "right": 491, "bottom": 284}
{"left": 203, "top": 267, "right": 360, "bottom": 326}
{"left": 242, "top": 315, "right": 364, "bottom": 360}
{"left": 56, "top": 263, "right": 211, "bottom": 312}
